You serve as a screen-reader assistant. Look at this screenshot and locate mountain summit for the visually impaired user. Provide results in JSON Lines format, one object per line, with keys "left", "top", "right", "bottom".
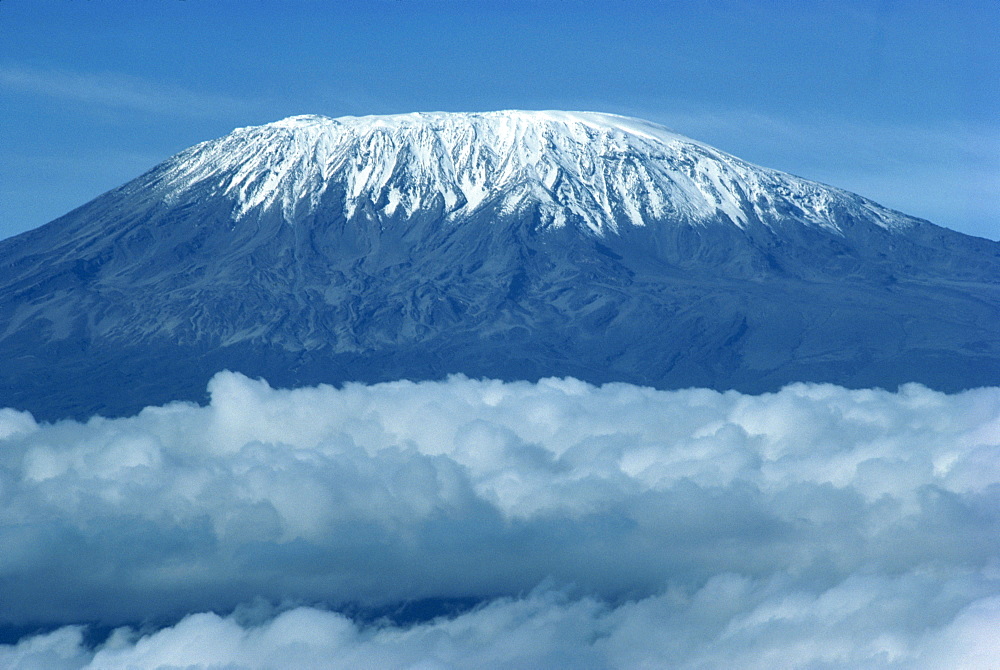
{"left": 153, "top": 111, "right": 912, "bottom": 235}
{"left": 2, "top": 111, "right": 999, "bottom": 419}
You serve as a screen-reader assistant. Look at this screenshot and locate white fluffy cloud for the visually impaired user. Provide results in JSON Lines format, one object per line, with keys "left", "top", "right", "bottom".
{"left": 1, "top": 372, "right": 998, "bottom": 668}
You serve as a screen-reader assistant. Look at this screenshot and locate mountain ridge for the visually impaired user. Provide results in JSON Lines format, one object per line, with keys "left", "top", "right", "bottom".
{"left": 149, "top": 110, "right": 918, "bottom": 234}
{"left": 2, "top": 111, "right": 998, "bottom": 420}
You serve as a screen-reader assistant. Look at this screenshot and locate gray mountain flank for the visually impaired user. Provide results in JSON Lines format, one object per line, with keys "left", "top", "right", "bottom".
{"left": 2, "top": 111, "right": 998, "bottom": 420}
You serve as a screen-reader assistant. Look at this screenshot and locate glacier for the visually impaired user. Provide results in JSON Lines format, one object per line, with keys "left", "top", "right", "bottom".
{"left": 156, "top": 111, "right": 913, "bottom": 234}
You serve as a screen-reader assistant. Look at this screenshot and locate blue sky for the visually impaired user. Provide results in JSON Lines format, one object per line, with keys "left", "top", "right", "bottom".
{"left": 1, "top": 0, "right": 997, "bottom": 240}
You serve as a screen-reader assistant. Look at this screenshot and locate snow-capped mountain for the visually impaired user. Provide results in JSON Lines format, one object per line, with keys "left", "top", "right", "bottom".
{"left": 2, "top": 111, "right": 999, "bottom": 420}
{"left": 152, "top": 111, "right": 911, "bottom": 235}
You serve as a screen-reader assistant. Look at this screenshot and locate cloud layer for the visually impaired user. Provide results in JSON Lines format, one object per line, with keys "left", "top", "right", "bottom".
{"left": 1, "top": 373, "right": 998, "bottom": 667}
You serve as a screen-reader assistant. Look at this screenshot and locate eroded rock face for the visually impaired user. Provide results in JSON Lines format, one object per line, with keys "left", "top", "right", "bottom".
{"left": 2, "top": 111, "right": 999, "bottom": 420}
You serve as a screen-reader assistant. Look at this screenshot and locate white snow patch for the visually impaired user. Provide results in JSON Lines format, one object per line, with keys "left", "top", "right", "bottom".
{"left": 152, "top": 110, "right": 919, "bottom": 236}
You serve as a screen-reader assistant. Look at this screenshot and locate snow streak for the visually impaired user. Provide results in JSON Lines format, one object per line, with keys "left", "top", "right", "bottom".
{"left": 154, "top": 111, "right": 917, "bottom": 234}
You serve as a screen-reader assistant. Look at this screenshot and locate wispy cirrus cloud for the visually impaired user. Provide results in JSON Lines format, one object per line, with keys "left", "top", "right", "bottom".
{"left": 0, "top": 63, "right": 262, "bottom": 119}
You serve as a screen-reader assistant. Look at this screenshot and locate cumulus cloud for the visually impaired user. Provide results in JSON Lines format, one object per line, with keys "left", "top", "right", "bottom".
{"left": 0, "top": 372, "right": 998, "bottom": 667}
{"left": 5, "top": 580, "right": 1000, "bottom": 669}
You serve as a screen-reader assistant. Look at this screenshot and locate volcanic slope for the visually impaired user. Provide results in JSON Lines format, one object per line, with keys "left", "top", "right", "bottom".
{"left": 2, "top": 111, "right": 999, "bottom": 420}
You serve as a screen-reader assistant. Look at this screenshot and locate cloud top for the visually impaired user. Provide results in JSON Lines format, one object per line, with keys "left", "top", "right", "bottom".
{"left": 1, "top": 372, "right": 998, "bottom": 667}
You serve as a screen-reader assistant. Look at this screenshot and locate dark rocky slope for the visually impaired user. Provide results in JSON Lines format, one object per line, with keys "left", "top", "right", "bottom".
{"left": 2, "top": 112, "right": 998, "bottom": 420}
